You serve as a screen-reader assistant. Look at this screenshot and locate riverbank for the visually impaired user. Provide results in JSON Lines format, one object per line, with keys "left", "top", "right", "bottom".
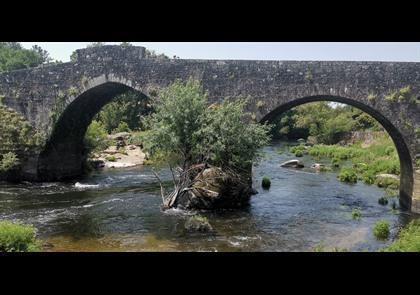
{"left": 287, "top": 132, "right": 401, "bottom": 192}
{"left": 88, "top": 131, "right": 149, "bottom": 169}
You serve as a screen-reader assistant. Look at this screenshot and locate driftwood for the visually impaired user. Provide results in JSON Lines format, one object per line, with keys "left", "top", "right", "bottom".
{"left": 152, "top": 163, "right": 252, "bottom": 210}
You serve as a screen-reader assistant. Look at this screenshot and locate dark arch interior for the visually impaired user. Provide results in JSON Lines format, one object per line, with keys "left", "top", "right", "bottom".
{"left": 37, "top": 82, "right": 147, "bottom": 181}
{"left": 260, "top": 95, "right": 414, "bottom": 211}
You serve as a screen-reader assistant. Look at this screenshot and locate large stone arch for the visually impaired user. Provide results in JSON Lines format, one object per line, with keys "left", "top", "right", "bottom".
{"left": 260, "top": 95, "right": 414, "bottom": 210}
{"left": 37, "top": 79, "right": 148, "bottom": 181}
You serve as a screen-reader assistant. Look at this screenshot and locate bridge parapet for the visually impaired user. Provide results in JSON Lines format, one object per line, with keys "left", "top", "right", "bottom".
{"left": 73, "top": 45, "right": 146, "bottom": 63}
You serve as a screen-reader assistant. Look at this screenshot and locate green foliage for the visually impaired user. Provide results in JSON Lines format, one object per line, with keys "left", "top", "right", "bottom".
{"left": 112, "top": 121, "right": 131, "bottom": 134}
{"left": 0, "top": 152, "right": 19, "bottom": 173}
{"left": 351, "top": 208, "right": 361, "bottom": 220}
{"left": 94, "top": 90, "right": 151, "bottom": 133}
{"left": 142, "top": 79, "right": 208, "bottom": 168}
{"left": 0, "top": 42, "right": 51, "bottom": 72}
{"left": 331, "top": 157, "right": 340, "bottom": 168}
{"left": 270, "top": 101, "right": 382, "bottom": 143}
{"left": 143, "top": 79, "right": 271, "bottom": 172}
{"left": 382, "top": 220, "right": 420, "bottom": 252}
{"left": 261, "top": 176, "right": 271, "bottom": 189}
{"left": 290, "top": 144, "right": 306, "bottom": 157}
{"left": 198, "top": 98, "right": 272, "bottom": 171}
{"left": 0, "top": 105, "right": 43, "bottom": 156}
{"left": 307, "top": 133, "right": 400, "bottom": 189}
{"left": 84, "top": 120, "right": 110, "bottom": 155}
{"left": 384, "top": 86, "right": 412, "bottom": 103}
{"left": 373, "top": 220, "right": 390, "bottom": 240}
{"left": 0, "top": 221, "right": 41, "bottom": 252}
{"left": 338, "top": 167, "right": 358, "bottom": 183}
{"left": 106, "top": 155, "right": 116, "bottom": 162}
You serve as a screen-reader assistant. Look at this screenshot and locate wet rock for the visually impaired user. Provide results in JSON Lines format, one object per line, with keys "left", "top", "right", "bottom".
{"left": 90, "top": 159, "right": 105, "bottom": 169}
{"left": 311, "top": 163, "right": 325, "bottom": 171}
{"left": 107, "top": 132, "right": 131, "bottom": 141}
{"left": 376, "top": 174, "right": 399, "bottom": 180}
{"left": 184, "top": 215, "right": 213, "bottom": 232}
{"left": 280, "top": 159, "right": 304, "bottom": 168}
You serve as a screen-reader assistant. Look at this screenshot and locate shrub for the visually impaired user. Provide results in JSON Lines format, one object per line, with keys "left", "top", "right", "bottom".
{"left": 382, "top": 220, "right": 420, "bottom": 252}
{"left": 0, "top": 152, "right": 20, "bottom": 173}
{"left": 84, "top": 120, "right": 109, "bottom": 154}
{"left": 290, "top": 145, "right": 306, "bottom": 156}
{"left": 338, "top": 168, "right": 358, "bottom": 183}
{"left": 0, "top": 221, "right": 41, "bottom": 252}
{"left": 262, "top": 176, "right": 271, "bottom": 189}
{"left": 112, "top": 121, "right": 131, "bottom": 134}
{"left": 352, "top": 208, "right": 361, "bottom": 220}
{"left": 106, "top": 155, "right": 116, "bottom": 162}
{"left": 373, "top": 220, "right": 390, "bottom": 240}
{"left": 331, "top": 157, "right": 340, "bottom": 168}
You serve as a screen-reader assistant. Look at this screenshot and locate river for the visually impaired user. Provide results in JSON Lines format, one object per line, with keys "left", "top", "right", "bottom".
{"left": 0, "top": 141, "right": 412, "bottom": 252}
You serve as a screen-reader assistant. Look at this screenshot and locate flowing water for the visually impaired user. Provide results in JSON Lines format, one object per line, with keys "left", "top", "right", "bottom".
{"left": 0, "top": 141, "right": 413, "bottom": 252}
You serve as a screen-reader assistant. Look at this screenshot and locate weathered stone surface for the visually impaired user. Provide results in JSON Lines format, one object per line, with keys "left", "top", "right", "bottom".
{"left": 0, "top": 45, "right": 418, "bottom": 212}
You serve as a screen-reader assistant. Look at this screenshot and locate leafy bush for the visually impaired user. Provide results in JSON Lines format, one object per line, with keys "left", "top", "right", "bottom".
{"left": 338, "top": 168, "right": 358, "bottom": 183}
{"left": 106, "top": 155, "right": 116, "bottom": 162}
{"left": 0, "top": 152, "right": 19, "bottom": 173}
{"left": 143, "top": 78, "right": 272, "bottom": 172}
{"left": 112, "top": 121, "right": 131, "bottom": 134}
{"left": 290, "top": 145, "right": 306, "bottom": 156}
{"left": 331, "top": 157, "right": 340, "bottom": 168}
{"left": 352, "top": 208, "right": 361, "bottom": 220}
{"left": 373, "top": 220, "right": 390, "bottom": 240}
{"left": 0, "top": 220, "right": 41, "bottom": 252}
{"left": 381, "top": 220, "right": 420, "bottom": 252}
{"left": 262, "top": 176, "right": 271, "bottom": 189}
{"left": 84, "top": 120, "right": 110, "bottom": 154}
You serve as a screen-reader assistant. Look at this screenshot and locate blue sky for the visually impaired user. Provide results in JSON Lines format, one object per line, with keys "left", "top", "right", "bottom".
{"left": 21, "top": 42, "right": 420, "bottom": 63}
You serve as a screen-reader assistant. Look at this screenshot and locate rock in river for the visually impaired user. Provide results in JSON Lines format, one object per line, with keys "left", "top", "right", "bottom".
{"left": 280, "top": 159, "right": 304, "bottom": 168}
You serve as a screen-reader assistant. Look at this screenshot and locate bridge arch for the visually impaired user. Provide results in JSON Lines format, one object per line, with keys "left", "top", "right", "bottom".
{"left": 37, "top": 80, "right": 149, "bottom": 181}
{"left": 260, "top": 95, "right": 414, "bottom": 211}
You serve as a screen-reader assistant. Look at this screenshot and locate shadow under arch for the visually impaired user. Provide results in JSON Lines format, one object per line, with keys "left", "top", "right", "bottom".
{"left": 37, "top": 81, "right": 148, "bottom": 181}
{"left": 260, "top": 95, "right": 414, "bottom": 211}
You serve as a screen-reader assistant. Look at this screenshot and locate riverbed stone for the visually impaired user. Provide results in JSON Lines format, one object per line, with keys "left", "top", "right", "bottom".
{"left": 280, "top": 159, "right": 304, "bottom": 168}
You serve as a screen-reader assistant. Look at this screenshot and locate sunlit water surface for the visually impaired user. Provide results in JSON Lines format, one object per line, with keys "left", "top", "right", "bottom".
{"left": 0, "top": 141, "right": 413, "bottom": 251}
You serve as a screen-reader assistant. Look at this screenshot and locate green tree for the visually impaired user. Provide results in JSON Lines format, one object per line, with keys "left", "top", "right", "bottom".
{"left": 143, "top": 79, "right": 271, "bottom": 172}
{"left": 0, "top": 42, "right": 51, "bottom": 72}
{"left": 198, "top": 98, "right": 272, "bottom": 171}
{"left": 143, "top": 79, "right": 207, "bottom": 170}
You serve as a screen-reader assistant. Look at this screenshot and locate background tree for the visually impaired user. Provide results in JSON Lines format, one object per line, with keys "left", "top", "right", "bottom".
{"left": 0, "top": 42, "right": 52, "bottom": 72}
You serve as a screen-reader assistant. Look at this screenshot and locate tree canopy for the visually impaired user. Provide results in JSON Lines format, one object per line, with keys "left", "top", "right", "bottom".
{"left": 142, "top": 79, "right": 272, "bottom": 172}
{"left": 0, "top": 42, "right": 52, "bottom": 72}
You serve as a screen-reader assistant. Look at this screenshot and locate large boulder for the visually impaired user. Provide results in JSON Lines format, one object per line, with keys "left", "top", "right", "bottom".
{"left": 280, "top": 159, "right": 304, "bottom": 168}
{"left": 173, "top": 166, "right": 253, "bottom": 210}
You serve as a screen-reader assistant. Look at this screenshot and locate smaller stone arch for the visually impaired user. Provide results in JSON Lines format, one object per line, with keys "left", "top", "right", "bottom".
{"left": 260, "top": 95, "right": 414, "bottom": 211}
{"left": 37, "top": 79, "right": 149, "bottom": 181}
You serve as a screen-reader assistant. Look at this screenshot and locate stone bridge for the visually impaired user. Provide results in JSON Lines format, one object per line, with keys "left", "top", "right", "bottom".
{"left": 0, "top": 45, "right": 419, "bottom": 212}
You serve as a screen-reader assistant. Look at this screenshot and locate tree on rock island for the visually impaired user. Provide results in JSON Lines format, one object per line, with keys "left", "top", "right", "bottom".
{"left": 142, "top": 78, "right": 271, "bottom": 210}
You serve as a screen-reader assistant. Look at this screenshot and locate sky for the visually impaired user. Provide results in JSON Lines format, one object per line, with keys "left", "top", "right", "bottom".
{"left": 20, "top": 42, "right": 420, "bottom": 63}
